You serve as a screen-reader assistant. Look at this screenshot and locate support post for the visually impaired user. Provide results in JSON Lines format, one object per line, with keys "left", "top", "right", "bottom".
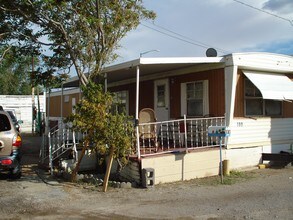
{"left": 135, "top": 65, "right": 141, "bottom": 159}
{"left": 219, "top": 136, "right": 223, "bottom": 184}
{"left": 184, "top": 114, "right": 188, "bottom": 150}
{"left": 224, "top": 64, "right": 238, "bottom": 127}
{"left": 103, "top": 146, "right": 115, "bottom": 192}
{"left": 48, "top": 131, "right": 53, "bottom": 175}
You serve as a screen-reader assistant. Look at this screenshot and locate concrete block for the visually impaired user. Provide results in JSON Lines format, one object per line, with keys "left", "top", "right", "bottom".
{"left": 142, "top": 168, "right": 155, "bottom": 188}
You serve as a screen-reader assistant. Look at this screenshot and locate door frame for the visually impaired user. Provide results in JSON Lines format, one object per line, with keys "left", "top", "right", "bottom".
{"left": 154, "top": 78, "right": 170, "bottom": 121}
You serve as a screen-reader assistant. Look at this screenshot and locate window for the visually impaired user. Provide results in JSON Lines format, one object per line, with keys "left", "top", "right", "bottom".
{"left": 181, "top": 80, "right": 209, "bottom": 117}
{"left": 156, "top": 85, "right": 166, "bottom": 107}
{"left": 245, "top": 78, "right": 282, "bottom": 116}
{"left": 112, "top": 91, "right": 128, "bottom": 115}
{"left": 0, "top": 114, "right": 11, "bottom": 132}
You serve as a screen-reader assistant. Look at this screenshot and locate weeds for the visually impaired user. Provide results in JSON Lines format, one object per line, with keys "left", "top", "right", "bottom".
{"left": 185, "top": 170, "right": 255, "bottom": 187}
{"left": 222, "top": 170, "right": 254, "bottom": 185}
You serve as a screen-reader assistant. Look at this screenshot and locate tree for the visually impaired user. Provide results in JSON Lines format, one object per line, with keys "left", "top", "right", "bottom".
{"left": 0, "top": 46, "right": 32, "bottom": 95}
{"left": 66, "top": 82, "right": 134, "bottom": 191}
{"left": 0, "top": 1, "right": 155, "bottom": 189}
{"left": 0, "top": 0, "right": 156, "bottom": 86}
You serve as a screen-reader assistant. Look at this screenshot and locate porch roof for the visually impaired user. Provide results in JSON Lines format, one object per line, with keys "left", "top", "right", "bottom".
{"left": 63, "top": 53, "right": 293, "bottom": 88}
{"left": 63, "top": 57, "right": 224, "bottom": 88}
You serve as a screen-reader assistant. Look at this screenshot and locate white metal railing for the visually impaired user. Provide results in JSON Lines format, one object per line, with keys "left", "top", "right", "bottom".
{"left": 138, "top": 116, "right": 225, "bottom": 156}
{"left": 40, "top": 123, "right": 85, "bottom": 173}
{"left": 40, "top": 116, "right": 226, "bottom": 169}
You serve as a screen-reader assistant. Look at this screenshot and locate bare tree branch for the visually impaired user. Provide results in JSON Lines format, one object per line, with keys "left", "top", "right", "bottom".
{"left": 0, "top": 45, "right": 12, "bottom": 62}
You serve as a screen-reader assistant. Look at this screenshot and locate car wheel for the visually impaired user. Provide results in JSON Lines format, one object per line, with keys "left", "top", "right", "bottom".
{"left": 9, "top": 162, "right": 22, "bottom": 179}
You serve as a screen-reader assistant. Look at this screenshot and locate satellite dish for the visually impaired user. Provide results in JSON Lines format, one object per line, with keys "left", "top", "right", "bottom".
{"left": 206, "top": 48, "right": 217, "bottom": 57}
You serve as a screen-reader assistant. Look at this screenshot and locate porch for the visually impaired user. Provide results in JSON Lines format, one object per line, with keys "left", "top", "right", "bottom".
{"left": 40, "top": 116, "right": 226, "bottom": 176}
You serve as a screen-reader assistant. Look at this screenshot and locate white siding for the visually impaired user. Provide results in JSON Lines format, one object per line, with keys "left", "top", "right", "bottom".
{"left": 227, "top": 118, "right": 293, "bottom": 148}
{"left": 0, "top": 95, "right": 45, "bottom": 133}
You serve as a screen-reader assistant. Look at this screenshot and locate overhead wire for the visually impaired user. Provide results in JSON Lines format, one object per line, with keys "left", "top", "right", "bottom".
{"left": 141, "top": 22, "right": 231, "bottom": 55}
{"left": 232, "top": 0, "right": 293, "bottom": 26}
{"left": 140, "top": 1, "right": 293, "bottom": 55}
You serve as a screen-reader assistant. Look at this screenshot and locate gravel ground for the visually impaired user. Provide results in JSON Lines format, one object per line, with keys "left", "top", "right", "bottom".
{"left": 0, "top": 135, "right": 292, "bottom": 220}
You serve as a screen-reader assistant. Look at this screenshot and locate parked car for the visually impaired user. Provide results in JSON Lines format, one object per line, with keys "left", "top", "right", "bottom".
{"left": 6, "top": 110, "right": 23, "bottom": 132}
{"left": 0, "top": 110, "right": 22, "bottom": 179}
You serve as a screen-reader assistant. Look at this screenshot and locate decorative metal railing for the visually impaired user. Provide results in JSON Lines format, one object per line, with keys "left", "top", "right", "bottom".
{"left": 40, "top": 116, "right": 226, "bottom": 172}
{"left": 40, "top": 123, "right": 84, "bottom": 174}
{"left": 137, "top": 116, "right": 226, "bottom": 156}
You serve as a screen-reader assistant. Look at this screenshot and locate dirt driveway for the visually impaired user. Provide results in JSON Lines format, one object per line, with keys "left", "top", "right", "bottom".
{"left": 0, "top": 134, "right": 293, "bottom": 219}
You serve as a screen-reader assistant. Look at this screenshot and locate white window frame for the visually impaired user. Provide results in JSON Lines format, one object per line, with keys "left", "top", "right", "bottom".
{"left": 180, "top": 80, "right": 209, "bottom": 117}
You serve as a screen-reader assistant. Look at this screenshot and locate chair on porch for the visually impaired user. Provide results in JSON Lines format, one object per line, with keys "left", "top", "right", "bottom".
{"left": 138, "top": 108, "right": 158, "bottom": 151}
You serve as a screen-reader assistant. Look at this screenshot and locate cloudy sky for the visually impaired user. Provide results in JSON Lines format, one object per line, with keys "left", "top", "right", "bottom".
{"left": 115, "top": 0, "right": 293, "bottom": 63}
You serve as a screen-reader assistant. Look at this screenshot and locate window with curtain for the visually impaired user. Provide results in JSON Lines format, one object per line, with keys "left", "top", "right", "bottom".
{"left": 245, "top": 78, "right": 282, "bottom": 116}
{"left": 186, "top": 82, "right": 204, "bottom": 116}
{"left": 181, "top": 80, "right": 208, "bottom": 117}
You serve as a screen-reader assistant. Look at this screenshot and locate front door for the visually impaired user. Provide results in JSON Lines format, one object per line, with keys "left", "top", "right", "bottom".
{"left": 154, "top": 79, "right": 169, "bottom": 122}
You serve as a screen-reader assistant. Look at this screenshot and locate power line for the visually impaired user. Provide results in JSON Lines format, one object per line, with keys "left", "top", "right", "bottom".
{"left": 232, "top": 0, "right": 293, "bottom": 26}
{"left": 141, "top": 22, "right": 231, "bottom": 55}
{"left": 147, "top": 22, "right": 231, "bottom": 54}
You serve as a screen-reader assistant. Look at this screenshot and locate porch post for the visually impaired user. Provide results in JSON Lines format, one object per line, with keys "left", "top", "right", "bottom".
{"left": 104, "top": 73, "right": 107, "bottom": 92}
{"left": 224, "top": 64, "right": 238, "bottom": 127}
{"left": 135, "top": 65, "right": 141, "bottom": 159}
{"left": 45, "top": 88, "right": 49, "bottom": 135}
{"left": 61, "top": 83, "right": 64, "bottom": 143}
{"left": 61, "top": 82, "right": 64, "bottom": 122}
{"left": 184, "top": 114, "right": 188, "bottom": 150}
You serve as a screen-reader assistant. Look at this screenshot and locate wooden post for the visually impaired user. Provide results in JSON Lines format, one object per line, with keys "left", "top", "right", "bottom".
{"left": 71, "top": 140, "right": 88, "bottom": 182}
{"left": 103, "top": 146, "right": 114, "bottom": 192}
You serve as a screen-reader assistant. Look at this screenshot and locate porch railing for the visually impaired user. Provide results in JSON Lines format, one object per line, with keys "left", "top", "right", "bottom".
{"left": 40, "top": 116, "right": 226, "bottom": 170}
{"left": 40, "top": 123, "right": 84, "bottom": 174}
{"left": 137, "top": 116, "right": 226, "bottom": 156}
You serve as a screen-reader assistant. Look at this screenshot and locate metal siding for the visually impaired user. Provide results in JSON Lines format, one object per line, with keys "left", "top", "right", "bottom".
{"left": 234, "top": 72, "right": 245, "bottom": 117}
{"left": 227, "top": 53, "right": 293, "bottom": 72}
{"left": 170, "top": 68, "right": 225, "bottom": 119}
{"left": 48, "top": 96, "right": 61, "bottom": 117}
{"left": 227, "top": 118, "right": 293, "bottom": 148}
{"left": 284, "top": 101, "right": 293, "bottom": 117}
{"left": 0, "top": 95, "right": 45, "bottom": 132}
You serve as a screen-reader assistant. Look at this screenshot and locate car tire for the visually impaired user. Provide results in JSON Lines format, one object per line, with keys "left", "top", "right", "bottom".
{"left": 9, "top": 162, "right": 22, "bottom": 179}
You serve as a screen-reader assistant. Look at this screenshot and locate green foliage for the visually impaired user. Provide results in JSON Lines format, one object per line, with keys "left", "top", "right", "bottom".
{"left": 0, "top": 46, "right": 32, "bottom": 95}
{"left": 66, "top": 81, "right": 134, "bottom": 167}
{"left": 0, "top": 0, "right": 156, "bottom": 86}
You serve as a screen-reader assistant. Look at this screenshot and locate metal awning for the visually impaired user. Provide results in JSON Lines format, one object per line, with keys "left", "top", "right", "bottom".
{"left": 243, "top": 70, "right": 293, "bottom": 100}
{"left": 63, "top": 57, "right": 224, "bottom": 88}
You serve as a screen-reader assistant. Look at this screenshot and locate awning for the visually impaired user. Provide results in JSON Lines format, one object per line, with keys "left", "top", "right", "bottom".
{"left": 243, "top": 70, "right": 293, "bottom": 100}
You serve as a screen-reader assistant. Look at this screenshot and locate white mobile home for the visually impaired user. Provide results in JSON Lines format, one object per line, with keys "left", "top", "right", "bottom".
{"left": 45, "top": 52, "right": 293, "bottom": 184}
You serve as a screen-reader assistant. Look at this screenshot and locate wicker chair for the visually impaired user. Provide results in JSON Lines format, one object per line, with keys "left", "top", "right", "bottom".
{"left": 138, "top": 108, "right": 158, "bottom": 149}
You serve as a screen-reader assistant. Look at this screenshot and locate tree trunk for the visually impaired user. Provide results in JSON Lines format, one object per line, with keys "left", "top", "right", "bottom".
{"left": 102, "top": 146, "right": 114, "bottom": 192}
{"left": 71, "top": 140, "right": 89, "bottom": 182}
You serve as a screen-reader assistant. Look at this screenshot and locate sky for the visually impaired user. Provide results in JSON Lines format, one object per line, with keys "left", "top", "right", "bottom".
{"left": 114, "top": 0, "right": 293, "bottom": 63}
